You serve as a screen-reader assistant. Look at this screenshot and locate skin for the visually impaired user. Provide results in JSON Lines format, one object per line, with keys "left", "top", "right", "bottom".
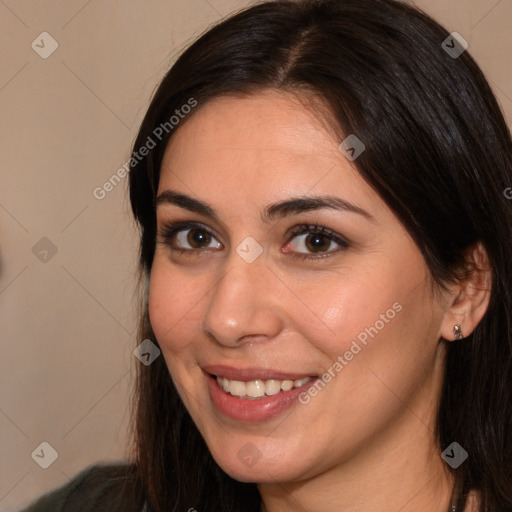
{"left": 148, "top": 90, "right": 490, "bottom": 511}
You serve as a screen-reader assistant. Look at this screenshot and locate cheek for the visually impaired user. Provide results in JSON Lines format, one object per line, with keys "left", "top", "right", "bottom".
{"left": 327, "top": 279, "right": 439, "bottom": 413}
{"left": 148, "top": 260, "right": 203, "bottom": 356}
{"left": 293, "top": 252, "right": 435, "bottom": 398}
{"left": 290, "top": 266, "right": 407, "bottom": 364}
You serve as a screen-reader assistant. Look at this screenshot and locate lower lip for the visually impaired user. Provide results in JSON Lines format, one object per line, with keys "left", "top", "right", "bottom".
{"left": 205, "top": 372, "right": 317, "bottom": 422}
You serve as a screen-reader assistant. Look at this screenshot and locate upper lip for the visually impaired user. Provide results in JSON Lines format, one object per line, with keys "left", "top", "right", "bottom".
{"left": 203, "top": 364, "right": 316, "bottom": 382}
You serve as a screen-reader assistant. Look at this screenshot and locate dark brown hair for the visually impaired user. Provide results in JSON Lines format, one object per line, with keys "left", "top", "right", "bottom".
{"left": 126, "top": 0, "right": 512, "bottom": 510}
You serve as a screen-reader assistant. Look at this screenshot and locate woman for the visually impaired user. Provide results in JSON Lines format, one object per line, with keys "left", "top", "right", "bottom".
{"left": 23, "top": 0, "right": 512, "bottom": 510}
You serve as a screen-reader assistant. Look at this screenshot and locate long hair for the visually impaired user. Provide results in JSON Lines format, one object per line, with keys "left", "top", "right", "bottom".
{"left": 126, "top": 0, "right": 512, "bottom": 510}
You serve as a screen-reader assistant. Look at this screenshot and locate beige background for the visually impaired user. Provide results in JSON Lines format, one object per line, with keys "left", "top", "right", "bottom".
{"left": 0, "top": 0, "right": 510, "bottom": 510}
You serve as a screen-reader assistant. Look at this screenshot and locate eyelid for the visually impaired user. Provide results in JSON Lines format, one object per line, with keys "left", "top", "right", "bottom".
{"left": 157, "top": 220, "right": 223, "bottom": 250}
{"left": 157, "top": 220, "right": 350, "bottom": 258}
{"left": 286, "top": 224, "right": 349, "bottom": 246}
{"left": 283, "top": 223, "right": 350, "bottom": 259}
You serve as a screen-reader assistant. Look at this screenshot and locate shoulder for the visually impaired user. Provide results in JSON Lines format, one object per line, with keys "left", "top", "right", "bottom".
{"left": 21, "top": 462, "right": 144, "bottom": 512}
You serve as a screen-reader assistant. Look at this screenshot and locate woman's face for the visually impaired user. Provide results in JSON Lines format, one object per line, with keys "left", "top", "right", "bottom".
{"left": 149, "top": 90, "right": 450, "bottom": 484}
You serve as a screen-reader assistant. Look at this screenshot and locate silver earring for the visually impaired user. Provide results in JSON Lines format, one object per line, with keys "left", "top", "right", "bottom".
{"left": 453, "top": 324, "right": 464, "bottom": 340}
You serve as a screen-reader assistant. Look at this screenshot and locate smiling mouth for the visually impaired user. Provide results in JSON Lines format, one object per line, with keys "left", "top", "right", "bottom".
{"left": 204, "top": 368, "right": 320, "bottom": 421}
{"left": 215, "top": 375, "right": 314, "bottom": 399}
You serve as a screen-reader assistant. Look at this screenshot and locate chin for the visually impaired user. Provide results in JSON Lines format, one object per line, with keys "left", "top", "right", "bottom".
{"left": 205, "top": 438, "right": 317, "bottom": 484}
{"left": 217, "top": 458, "right": 304, "bottom": 484}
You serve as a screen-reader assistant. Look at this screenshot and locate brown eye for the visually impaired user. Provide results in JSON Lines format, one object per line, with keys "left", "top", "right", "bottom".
{"left": 157, "top": 221, "right": 223, "bottom": 253}
{"left": 284, "top": 224, "right": 350, "bottom": 259}
{"left": 173, "top": 227, "right": 222, "bottom": 250}
{"left": 288, "top": 232, "right": 338, "bottom": 253}
{"left": 303, "top": 233, "right": 332, "bottom": 253}
{"left": 186, "top": 228, "right": 212, "bottom": 248}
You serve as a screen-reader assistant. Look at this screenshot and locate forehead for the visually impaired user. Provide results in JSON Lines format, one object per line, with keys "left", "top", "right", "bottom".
{"left": 157, "top": 91, "right": 384, "bottom": 221}
{"left": 161, "top": 91, "right": 339, "bottom": 171}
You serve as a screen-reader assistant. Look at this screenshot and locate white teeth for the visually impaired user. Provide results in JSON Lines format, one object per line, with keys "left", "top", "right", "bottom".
{"left": 228, "top": 380, "right": 247, "bottom": 397}
{"left": 246, "top": 380, "right": 266, "bottom": 398}
{"left": 294, "top": 377, "right": 311, "bottom": 388}
{"left": 281, "top": 380, "right": 294, "bottom": 391}
{"left": 265, "top": 379, "right": 282, "bottom": 395}
{"left": 216, "top": 375, "right": 313, "bottom": 399}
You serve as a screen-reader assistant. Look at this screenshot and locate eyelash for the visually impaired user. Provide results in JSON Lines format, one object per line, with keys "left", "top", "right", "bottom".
{"left": 156, "top": 221, "right": 350, "bottom": 261}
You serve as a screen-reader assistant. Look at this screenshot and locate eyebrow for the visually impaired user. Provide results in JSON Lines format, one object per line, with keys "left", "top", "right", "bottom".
{"left": 155, "top": 189, "right": 375, "bottom": 223}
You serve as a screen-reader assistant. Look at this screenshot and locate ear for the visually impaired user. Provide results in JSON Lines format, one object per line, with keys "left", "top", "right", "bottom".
{"left": 439, "top": 241, "right": 492, "bottom": 341}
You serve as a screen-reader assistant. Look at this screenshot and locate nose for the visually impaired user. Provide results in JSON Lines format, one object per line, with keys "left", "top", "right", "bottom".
{"left": 201, "top": 250, "right": 284, "bottom": 347}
